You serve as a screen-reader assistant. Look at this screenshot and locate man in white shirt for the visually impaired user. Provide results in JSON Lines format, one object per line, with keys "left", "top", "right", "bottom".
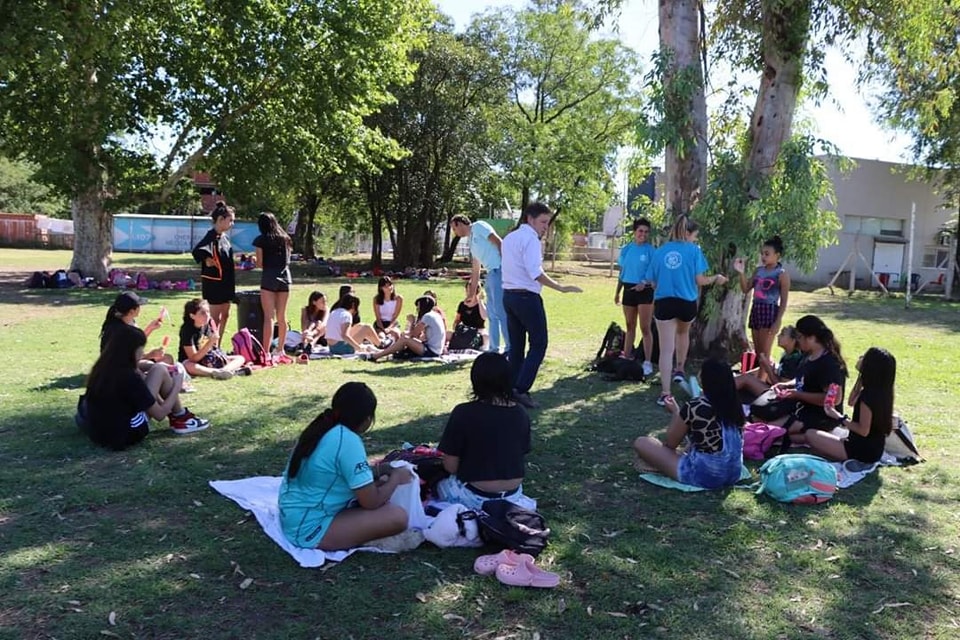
{"left": 450, "top": 214, "right": 508, "bottom": 353}
{"left": 501, "top": 202, "right": 581, "bottom": 408}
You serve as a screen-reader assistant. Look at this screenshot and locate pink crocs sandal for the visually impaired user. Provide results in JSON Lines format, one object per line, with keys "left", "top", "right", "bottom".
{"left": 473, "top": 549, "right": 526, "bottom": 576}
{"left": 495, "top": 556, "right": 560, "bottom": 588}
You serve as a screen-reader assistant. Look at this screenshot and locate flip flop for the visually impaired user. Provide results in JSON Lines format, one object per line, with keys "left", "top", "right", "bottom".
{"left": 495, "top": 555, "right": 560, "bottom": 588}
{"left": 473, "top": 549, "right": 526, "bottom": 576}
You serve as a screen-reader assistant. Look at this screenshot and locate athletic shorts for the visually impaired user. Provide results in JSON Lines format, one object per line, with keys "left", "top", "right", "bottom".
{"left": 201, "top": 281, "right": 235, "bottom": 306}
{"left": 329, "top": 341, "right": 355, "bottom": 356}
{"left": 260, "top": 267, "right": 292, "bottom": 293}
{"left": 748, "top": 302, "right": 778, "bottom": 329}
{"left": 622, "top": 284, "right": 654, "bottom": 307}
{"left": 654, "top": 297, "right": 698, "bottom": 322}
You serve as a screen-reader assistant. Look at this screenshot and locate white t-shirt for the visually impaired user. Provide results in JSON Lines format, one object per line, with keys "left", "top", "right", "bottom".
{"left": 421, "top": 311, "right": 446, "bottom": 355}
{"left": 501, "top": 223, "right": 544, "bottom": 293}
{"left": 326, "top": 308, "right": 353, "bottom": 342}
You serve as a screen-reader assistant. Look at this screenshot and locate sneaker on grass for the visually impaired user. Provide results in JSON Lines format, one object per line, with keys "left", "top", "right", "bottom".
{"left": 170, "top": 410, "right": 210, "bottom": 435}
{"left": 642, "top": 361, "right": 654, "bottom": 377}
{"left": 210, "top": 369, "right": 234, "bottom": 380}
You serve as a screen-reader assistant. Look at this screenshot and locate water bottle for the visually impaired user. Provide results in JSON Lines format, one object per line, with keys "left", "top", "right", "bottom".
{"left": 689, "top": 375, "right": 702, "bottom": 399}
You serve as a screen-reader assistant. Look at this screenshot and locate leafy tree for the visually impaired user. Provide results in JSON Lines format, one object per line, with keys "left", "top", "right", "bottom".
{"left": 474, "top": 0, "right": 643, "bottom": 227}
{"left": 359, "top": 20, "right": 506, "bottom": 267}
{"left": 0, "top": 156, "right": 67, "bottom": 217}
{"left": 0, "top": 0, "right": 429, "bottom": 280}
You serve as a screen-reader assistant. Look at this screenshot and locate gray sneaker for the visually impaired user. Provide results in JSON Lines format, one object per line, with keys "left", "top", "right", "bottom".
{"left": 365, "top": 529, "right": 425, "bottom": 553}
{"left": 642, "top": 361, "right": 654, "bottom": 377}
{"left": 210, "top": 369, "right": 234, "bottom": 380}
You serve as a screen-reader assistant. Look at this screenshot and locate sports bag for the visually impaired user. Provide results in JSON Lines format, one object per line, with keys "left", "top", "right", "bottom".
{"left": 477, "top": 499, "right": 550, "bottom": 557}
{"left": 742, "top": 422, "right": 787, "bottom": 460}
{"left": 595, "top": 322, "right": 626, "bottom": 360}
{"left": 379, "top": 445, "right": 449, "bottom": 501}
{"left": 756, "top": 454, "right": 838, "bottom": 504}
{"left": 231, "top": 328, "right": 270, "bottom": 366}
{"left": 885, "top": 415, "right": 922, "bottom": 464}
{"left": 448, "top": 323, "right": 483, "bottom": 351}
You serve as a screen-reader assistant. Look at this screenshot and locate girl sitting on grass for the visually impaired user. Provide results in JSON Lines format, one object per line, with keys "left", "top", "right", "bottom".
{"left": 100, "top": 291, "right": 171, "bottom": 363}
{"left": 326, "top": 294, "right": 383, "bottom": 356}
{"left": 81, "top": 323, "right": 209, "bottom": 450}
{"left": 298, "top": 290, "right": 328, "bottom": 354}
{"left": 178, "top": 298, "right": 248, "bottom": 379}
{"left": 369, "top": 295, "right": 446, "bottom": 361}
{"left": 735, "top": 325, "right": 804, "bottom": 399}
{"left": 633, "top": 358, "right": 745, "bottom": 489}
{"left": 435, "top": 353, "right": 534, "bottom": 510}
{"left": 279, "top": 382, "right": 416, "bottom": 550}
{"left": 806, "top": 347, "right": 896, "bottom": 464}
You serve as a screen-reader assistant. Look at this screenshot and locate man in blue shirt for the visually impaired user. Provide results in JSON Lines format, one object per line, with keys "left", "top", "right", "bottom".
{"left": 451, "top": 214, "right": 509, "bottom": 352}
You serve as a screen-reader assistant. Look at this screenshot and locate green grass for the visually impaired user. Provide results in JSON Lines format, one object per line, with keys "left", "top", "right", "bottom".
{"left": 1, "top": 247, "right": 959, "bottom": 640}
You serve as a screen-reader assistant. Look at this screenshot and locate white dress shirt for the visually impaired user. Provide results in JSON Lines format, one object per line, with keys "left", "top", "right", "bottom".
{"left": 501, "top": 223, "right": 544, "bottom": 294}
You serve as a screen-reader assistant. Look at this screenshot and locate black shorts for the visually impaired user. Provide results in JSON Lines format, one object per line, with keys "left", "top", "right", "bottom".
{"left": 202, "top": 281, "right": 235, "bottom": 305}
{"left": 654, "top": 297, "right": 698, "bottom": 322}
{"left": 622, "top": 284, "right": 654, "bottom": 307}
{"left": 260, "top": 267, "right": 292, "bottom": 293}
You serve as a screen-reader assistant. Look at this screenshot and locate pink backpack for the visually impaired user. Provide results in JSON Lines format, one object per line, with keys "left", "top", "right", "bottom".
{"left": 231, "top": 328, "right": 269, "bottom": 367}
{"left": 743, "top": 422, "right": 787, "bottom": 460}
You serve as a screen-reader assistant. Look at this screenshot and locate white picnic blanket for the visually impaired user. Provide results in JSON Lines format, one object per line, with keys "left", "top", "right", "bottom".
{"left": 209, "top": 464, "right": 431, "bottom": 568}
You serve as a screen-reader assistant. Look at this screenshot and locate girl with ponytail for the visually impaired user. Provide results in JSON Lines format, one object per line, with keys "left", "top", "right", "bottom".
{"left": 647, "top": 214, "right": 728, "bottom": 405}
{"left": 279, "top": 382, "right": 415, "bottom": 550}
{"left": 769, "top": 314, "right": 848, "bottom": 435}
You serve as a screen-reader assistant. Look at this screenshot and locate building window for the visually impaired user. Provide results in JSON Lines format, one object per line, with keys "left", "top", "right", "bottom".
{"left": 843, "top": 215, "right": 904, "bottom": 237}
{"left": 922, "top": 246, "right": 951, "bottom": 269}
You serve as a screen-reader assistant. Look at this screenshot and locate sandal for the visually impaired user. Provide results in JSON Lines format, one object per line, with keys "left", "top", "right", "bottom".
{"left": 495, "top": 555, "right": 560, "bottom": 588}
{"left": 473, "top": 549, "right": 526, "bottom": 576}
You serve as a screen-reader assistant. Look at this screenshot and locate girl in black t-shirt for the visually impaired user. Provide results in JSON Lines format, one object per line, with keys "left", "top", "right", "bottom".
{"left": 192, "top": 202, "right": 236, "bottom": 346}
{"left": 298, "top": 291, "right": 328, "bottom": 354}
{"left": 252, "top": 212, "right": 294, "bottom": 363}
{"left": 447, "top": 282, "right": 488, "bottom": 350}
{"left": 435, "top": 353, "right": 535, "bottom": 511}
{"left": 82, "top": 324, "right": 209, "bottom": 450}
{"left": 769, "top": 314, "right": 848, "bottom": 434}
{"left": 100, "top": 291, "right": 171, "bottom": 363}
{"left": 178, "top": 298, "right": 248, "bottom": 379}
{"left": 807, "top": 347, "right": 896, "bottom": 463}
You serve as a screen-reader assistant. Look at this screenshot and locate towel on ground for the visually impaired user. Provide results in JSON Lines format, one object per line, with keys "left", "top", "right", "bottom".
{"left": 638, "top": 465, "right": 753, "bottom": 492}
{"left": 210, "top": 463, "right": 431, "bottom": 568}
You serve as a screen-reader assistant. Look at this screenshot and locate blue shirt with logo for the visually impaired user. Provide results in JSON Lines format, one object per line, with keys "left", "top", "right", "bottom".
{"left": 618, "top": 242, "right": 655, "bottom": 284}
{"left": 278, "top": 424, "right": 374, "bottom": 548}
{"left": 649, "top": 240, "right": 709, "bottom": 302}
{"left": 470, "top": 220, "right": 501, "bottom": 270}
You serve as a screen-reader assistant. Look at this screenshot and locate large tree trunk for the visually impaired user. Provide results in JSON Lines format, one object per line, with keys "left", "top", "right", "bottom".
{"left": 294, "top": 187, "right": 320, "bottom": 259}
{"left": 371, "top": 208, "right": 383, "bottom": 267}
{"left": 70, "top": 183, "right": 112, "bottom": 282}
{"left": 745, "top": 0, "right": 810, "bottom": 196}
{"left": 693, "top": 0, "right": 810, "bottom": 356}
{"left": 659, "top": 0, "right": 708, "bottom": 217}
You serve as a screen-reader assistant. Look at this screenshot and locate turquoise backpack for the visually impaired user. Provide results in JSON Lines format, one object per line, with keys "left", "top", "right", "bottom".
{"left": 756, "top": 454, "right": 838, "bottom": 504}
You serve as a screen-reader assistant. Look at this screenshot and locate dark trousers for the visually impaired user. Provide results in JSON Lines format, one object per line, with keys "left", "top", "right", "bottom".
{"left": 503, "top": 289, "right": 548, "bottom": 393}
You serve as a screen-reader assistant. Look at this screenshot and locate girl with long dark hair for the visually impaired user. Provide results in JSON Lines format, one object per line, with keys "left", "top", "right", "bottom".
{"left": 326, "top": 294, "right": 382, "bottom": 355}
{"left": 83, "top": 324, "right": 209, "bottom": 449}
{"left": 805, "top": 347, "right": 896, "bottom": 463}
{"left": 372, "top": 276, "right": 404, "bottom": 338}
{"left": 178, "top": 298, "right": 248, "bottom": 379}
{"left": 434, "top": 353, "right": 535, "bottom": 510}
{"left": 369, "top": 295, "right": 447, "bottom": 361}
{"left": 615, "top": 217, "right": 656, "bottom": 373}
{"left": 297, "top": 291, "right": 328, "bottom": 354}
{"left": 253, "top": 212, "right": 294, "bottom": 363}
{"left": 278, "top": 382, "right": 414, "bottom": 550}
{"left": 633, "top": 358, "right": 745, "bottom": 488}
{"left": 192, "top": 201, "right": 236, "bottom": 346}
{"left": 100, "top": 291, "right": 171, "bottom": 364}
{"left": 769, "top": 314, "right": 848, "bottom": 434}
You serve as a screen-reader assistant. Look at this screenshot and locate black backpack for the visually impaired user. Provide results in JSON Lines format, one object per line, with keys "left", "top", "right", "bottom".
{"left": 595, "top": 322, "right": 626, "bottom": 359}
{"left": 477, "top": 499, "right": 550, "bottom": 557}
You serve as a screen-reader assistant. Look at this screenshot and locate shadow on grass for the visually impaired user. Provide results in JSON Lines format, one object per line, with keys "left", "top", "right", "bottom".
{"left": 801, "top": 292, "right": 960, "bottom": 333}
{"left": 33, "top": 373, "right": 87, "bottom": 392}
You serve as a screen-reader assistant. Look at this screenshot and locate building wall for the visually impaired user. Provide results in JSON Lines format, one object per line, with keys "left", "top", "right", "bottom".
{"left": 788, "top": 158, "right": 954, "bottom": 288}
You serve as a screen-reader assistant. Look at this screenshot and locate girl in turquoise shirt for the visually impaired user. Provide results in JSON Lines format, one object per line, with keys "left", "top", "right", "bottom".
{"left": 279, "top": 382, "right": 414, "bottom": 550}
{"left": 615, "top": 218, "right": 656, "bottom": 375}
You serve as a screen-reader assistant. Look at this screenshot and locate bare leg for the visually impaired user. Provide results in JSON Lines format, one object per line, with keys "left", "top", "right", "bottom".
{"left": 638, "top": 303, "right": 654, "bottom": 363}
{"left": 275, "top": 291, "right": 289, "bottom": 352}
{"left": 348, "top": 323, "right": 383, "bottom": 347}
{"left": 674, "top": 319, "right": 693, "bottom": 376}
{"left": 318, "top": 504, "right": 408, "bottom": 551}
{"left": 370, "top": 336, "right": 424, "bottom": 361}
{"left": 261, "top": 290, "right": 277, "bottom": 353}
{"left": 184, "top": 361, "right": 228, "bottom": 378}
{"left": 632, "top": 436, "right": 681, "bottom": 480}
{"left": 805, "top": 430, "right": 848, "bottom": 461}
{"left": 223, "top": 355, "right": 247, "bottom": 372}
{"left": 209, "top": 303, "right": 231, "bottom": 347}
{"left": 143, "top": 364, "right": 181, "bottom": 417}
{"left": 735, "top": 374, "right": 770, "bottom": 397}
{"left": 656, "top": 318, "right": 677, "bottom": 396}
{"left": 622, "top": 304, "right": 639, "bottom": 358}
